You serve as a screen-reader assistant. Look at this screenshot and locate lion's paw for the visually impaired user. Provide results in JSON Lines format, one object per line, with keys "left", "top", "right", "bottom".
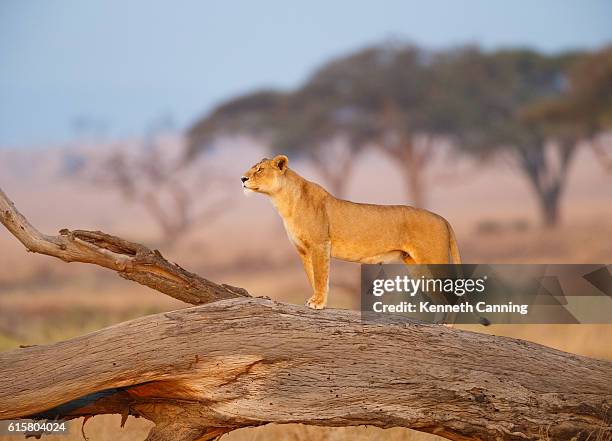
{"left": 306, "top": 296, "right": 326, "bottom": 310}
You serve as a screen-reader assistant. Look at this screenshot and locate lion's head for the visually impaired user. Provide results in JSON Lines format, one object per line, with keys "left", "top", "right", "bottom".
{"left": 241, "top": 155, "right": 289, "bottom": 195}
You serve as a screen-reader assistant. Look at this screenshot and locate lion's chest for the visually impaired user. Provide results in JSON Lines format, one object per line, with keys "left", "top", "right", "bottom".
{"left": 271, "top": 197, "right": 327, "bottom": 253}
{"left": 282, "top": 219, "right": 308, "bottom": 251}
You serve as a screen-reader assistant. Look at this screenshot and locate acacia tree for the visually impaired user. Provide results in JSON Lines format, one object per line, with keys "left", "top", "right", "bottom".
{"left": 300, "top": 44, "right": 443, "bottom": 207}
{"left": 430, "top": 48, "right": 581, "bottom": 227}
{"left": 523, "top": 46, "right": 612, "bottom": 174}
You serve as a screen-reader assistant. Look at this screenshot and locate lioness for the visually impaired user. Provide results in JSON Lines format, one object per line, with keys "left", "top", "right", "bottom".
{"left": 241, "top": 155, "right": 461, "bottom": 310}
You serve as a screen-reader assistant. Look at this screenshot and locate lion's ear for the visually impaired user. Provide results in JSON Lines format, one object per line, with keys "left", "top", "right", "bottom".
{"left": 273, "top": 155, "right": 288, "bottom": 172}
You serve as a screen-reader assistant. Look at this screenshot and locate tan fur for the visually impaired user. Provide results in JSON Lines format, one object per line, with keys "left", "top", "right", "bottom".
{"left": 242, "top": 155, "right": 461, "bottom": 309}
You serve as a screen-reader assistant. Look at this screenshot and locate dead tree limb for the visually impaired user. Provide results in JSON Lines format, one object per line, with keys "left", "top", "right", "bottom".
{"left": 0, "top": 187, "right": 249, "bottom": 305}
{"left": 0, "top": 298, "right": 611, "bottom": 441}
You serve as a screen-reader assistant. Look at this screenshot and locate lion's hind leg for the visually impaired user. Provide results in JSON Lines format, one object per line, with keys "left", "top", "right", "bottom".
{"left": 407, "top": 245, "right": 451, "bottom": 264}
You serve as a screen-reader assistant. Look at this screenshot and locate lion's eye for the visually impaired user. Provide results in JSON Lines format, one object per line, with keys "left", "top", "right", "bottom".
{"left": 256, "top": 168, "right": 262, "bottom": 174}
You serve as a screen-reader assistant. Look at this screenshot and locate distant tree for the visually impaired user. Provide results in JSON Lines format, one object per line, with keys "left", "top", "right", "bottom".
{"left": 94, "top": 127, "right": 229, "bottom": 245}
{"left": 523, "top": 46, "right": 612, "bottom": 173}
{"left": 299, "top": 45, "right": 441, "bottom": 207}
{"left": 431, "top": 48, "right": 581, "bottom": 227}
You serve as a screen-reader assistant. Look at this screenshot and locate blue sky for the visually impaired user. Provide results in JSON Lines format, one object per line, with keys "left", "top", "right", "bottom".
{"left": 1, "top": 0, "right": 611, "bottom": 147}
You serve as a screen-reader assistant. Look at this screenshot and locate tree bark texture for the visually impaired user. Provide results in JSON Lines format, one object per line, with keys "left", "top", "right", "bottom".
{"left": 1, "top": 298, "right": 611, "bottom": 441}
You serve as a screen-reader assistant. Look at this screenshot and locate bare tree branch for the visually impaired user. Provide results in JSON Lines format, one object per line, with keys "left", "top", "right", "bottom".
{"left": 0, "top": 187, "right": 249, "bottom": 305}
{"left": 92, "top": 135, "right": 230, "bottom": 244}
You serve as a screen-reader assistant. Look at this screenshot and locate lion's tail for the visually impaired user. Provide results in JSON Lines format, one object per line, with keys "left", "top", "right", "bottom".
{"left": 445, "top": 220, "right": 461, "bottom": 264}
{"left": 445, "top": 219, "right": 489, "bottom": 325}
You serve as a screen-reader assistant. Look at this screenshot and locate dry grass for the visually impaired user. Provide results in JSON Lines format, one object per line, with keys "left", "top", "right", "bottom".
{"left": 1, "top": 418, "right": 444, "bottom": 441}
{"left": 1, "top": 144, "right": 611, "bottom": 440}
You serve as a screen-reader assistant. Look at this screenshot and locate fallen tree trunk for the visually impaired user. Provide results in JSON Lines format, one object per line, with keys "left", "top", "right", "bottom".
{"left": 1, "top": 297, "right": 611, "bottom": 441}
{"left": 1, "top": 186, "right": 611, "bottom": 440}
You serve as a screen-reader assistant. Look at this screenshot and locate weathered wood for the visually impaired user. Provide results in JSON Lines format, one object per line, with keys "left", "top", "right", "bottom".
{"left": 0, "top": 187, "right": 249, "bottom": 304}
{"left": 0, "top": 298, "right": 610, "bottom": 441}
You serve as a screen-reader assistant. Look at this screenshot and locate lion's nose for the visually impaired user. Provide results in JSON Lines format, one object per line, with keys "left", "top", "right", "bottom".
{"left": 241, "top": 176, "right": 249, "bottom": 183}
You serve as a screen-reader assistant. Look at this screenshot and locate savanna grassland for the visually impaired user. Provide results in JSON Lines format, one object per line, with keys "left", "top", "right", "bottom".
{"left": 1, "top": 143, "right": 611, "bottom": 440}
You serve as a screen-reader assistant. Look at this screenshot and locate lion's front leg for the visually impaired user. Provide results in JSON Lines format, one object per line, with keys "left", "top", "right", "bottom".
{"left": 305, "top": 241, "right": 330, "bottom": 310}
{"left": 297, "top": 249, "right": 315, "bottom": 289}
